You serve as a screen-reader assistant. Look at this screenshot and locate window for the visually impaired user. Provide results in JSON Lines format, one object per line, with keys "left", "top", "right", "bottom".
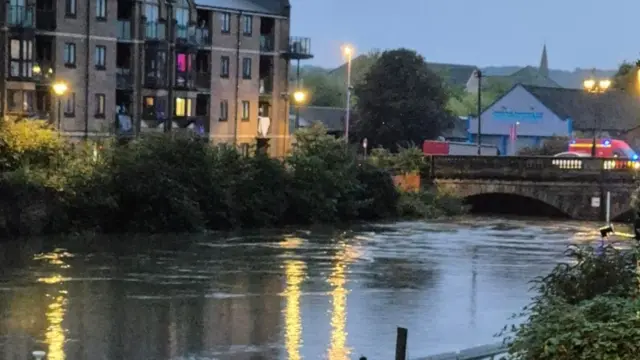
{"left": 7, "top": 90, "right": 34, "bottom": 113}
{"left": 176, "top": 53, "right": 191, "bottom": 72}
{"left": 95, "top": 94, "right": 105, "bottom": 117}
{"left": 241, "top": 101, "right": 249, "bottom": 120}
{"left": 95, "top": 45, "right": 106, "bottom": 69}
{"left": 64, "top": 93, "right": 76, "bottom": 116}
{"left": 220, "top": 12, "right": 230, "bottom": 33}
{"left": 242, "top": 15, "right": 252, "bottom": 36}
{"left": 65, "top": 0, "right": 76, "bottom": 17}
{"left": 220, "top": 56, "right": 229, "bottom": 78}
{"left": 64, "top": 43, "right": 76, "bottom": 67}
{"left": 96, "top": 0, "right": 106, "bottom": 19}
{"left": 219, "top": 100, "right": 228, "bottom": 121}
{"left": 145, "top": 50, "right": 166, "bottom": 86}
{"left": 242, "top": 58, "right": 251, "bottom": 79}
{"left": 9, "top": 39, "right": 33, "bottom": 78}
{"left": 175, "top": 97, "right": 192, "bottom": 117}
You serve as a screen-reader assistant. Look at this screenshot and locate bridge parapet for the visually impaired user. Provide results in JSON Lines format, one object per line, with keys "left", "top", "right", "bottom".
{"left": 429, "top": 156, "right": 638, "bottom": 182}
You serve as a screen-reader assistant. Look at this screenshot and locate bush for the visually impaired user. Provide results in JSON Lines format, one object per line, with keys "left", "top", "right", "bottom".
{"left": 504, "top": 244, "right": 640, "bottom": 360}
{"left": 517, "top": 136, "right": 568, "bottom": 156}
{"left": 0, "top": 121, "right": 463, "bottom": 236}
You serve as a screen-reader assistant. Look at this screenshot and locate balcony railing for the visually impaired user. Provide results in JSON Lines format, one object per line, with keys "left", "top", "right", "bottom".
{"left": 260, "top": 35, "right": 274, "bottom": 52}
{"left": 145, "top": 22, "right": 166, "bottom": 40}
{"left": 117, "top": 20, "right": 131, "bottom": 40}
{"left": 175, "top": 71, "right": 195, "bottom": 89}
{"left": 259, "top": 77, "right": 273, "bottom": 96}
{"left": 7, "top": 5, "right": 34, "bottom": 28}
{"left": 117, "top": 68, "right": 132, "bottom": 89}
{"left": 175, "top": 25, "right": 211, "bottom": 46}
{"left": 287, "top": 37, "right": 312, "bottom": 58}
{"left": 144, "top": 73, "right": 166, "bottom": 88}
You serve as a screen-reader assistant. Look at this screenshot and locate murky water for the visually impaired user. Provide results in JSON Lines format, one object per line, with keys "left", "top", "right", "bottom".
{"left": 0, "top": 217, "right": 610, "bottom": 359}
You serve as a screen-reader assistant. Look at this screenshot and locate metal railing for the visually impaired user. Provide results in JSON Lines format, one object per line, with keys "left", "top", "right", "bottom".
{"left": 145, "top": 22, "right": 166, "bottom": 40}
{"left": 7, "top": 5, "right": 34, "bottom": 27}
{"left": 413, "top": 342, "right": 508, "bottom": 360}
{"left": 288, "top": 36, "right": 312, "bottom": 56}
{"left": 429, "top": 155, "right": 639, "bottom": 182}
{"left": 260, "top": 35, "right": 274, "bottom": 51}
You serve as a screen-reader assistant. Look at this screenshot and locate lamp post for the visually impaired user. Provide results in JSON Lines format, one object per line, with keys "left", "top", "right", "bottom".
{"left": 52, "top": 81, "right": 68, "bottom": 132}
{"left": 583, "top": 77, "right": 611, "bottom": 156}
{"left": 475, "top": 69, "right": 482, "bottom": 155}
{"left": 293, "top": 90, "right": 306, "bottom": 128}
{"left": 342, "top": 45, "right": 353, "bottom": 142}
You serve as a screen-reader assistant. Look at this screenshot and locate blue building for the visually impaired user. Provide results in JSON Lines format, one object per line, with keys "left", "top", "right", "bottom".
{"left": 468, "top": 84, "right": 640, "bottom": 155}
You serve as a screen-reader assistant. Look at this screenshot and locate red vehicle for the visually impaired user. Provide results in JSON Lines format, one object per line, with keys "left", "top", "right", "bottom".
{"left": 423, "top": 140, "right": 498, "bottom": 156}
{"left": 568, "top": 138, "right": 638, "bottom": 160}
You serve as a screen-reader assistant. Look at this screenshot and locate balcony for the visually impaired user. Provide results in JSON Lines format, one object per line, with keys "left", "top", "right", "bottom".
{"left": 35, "top": 9, "right": 55, "bottom": 30}
{"left": 32, "top": 62, "right": 54, "bottom": 85}
{"left": 117, "top": 68, "right": 132, "bottom": 89}
{"left": 284, "top": 37, "right": 313, "bottom": 60}
{"left": 175, "top": 72, "right": 195, "bottom": 89}
{"left": 117, "top": 20, "right": 131, "bottom": 40}
{"left": 7, "top": 5, "right": 34, "bottom": 28}
{"left": 260, "top": 35, "right": 274, "bottom": 52}
{"left": 194, "top": 72, "right": 210, "bottom": 89}
{"left": 175, "top": 25, "right": 211, "bottom": 46}
{"left": 144, "top": 73, "right": 166, "bottom": 88}
{"left": 145, "top": 22, "right": 166, "bottom": 41}
{"left": 259, "top": 77, "right": 272, "bottom": 100}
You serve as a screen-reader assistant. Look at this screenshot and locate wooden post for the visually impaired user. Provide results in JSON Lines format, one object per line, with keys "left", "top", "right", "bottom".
{"left": 395, "top": 327, "right": 408, "bottom": 360}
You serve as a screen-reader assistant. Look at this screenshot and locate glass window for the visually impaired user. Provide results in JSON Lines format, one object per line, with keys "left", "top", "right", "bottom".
{"left": 242, "top": 15, "right": 252, "bottom": 35}
{"left": 241, "top": 100, "right": 249, "bottom": 120}
{"left": 64, "top": 43, "right": 75, "bottom": 66}
{"left": 220, "top": 13, "right": 230, "bottom": 32}
{"left": 242, "top": 58, "right": 251, "bottom": 79}
{"left": 175, "top": 97, "right": 192, "bottom": 117}
{"left": 219, "top": 100, "right": 228, "bottom": 121}
{"left": 95, "top": 45, "right": 106, "bottom": 69}
{"left": 64, "top": 92, "right": 75, "bottom": 116}
{"left": 9, "top": 39, "right": 32, "bottom": 78}
{"left": 96, "top": 0, "right": 106, "bottom": 19}
{"left": 220, "top": 56, "right": 229, "bottom": 77}
{"left": 65, "top": 0, "right": 76, "bottom": 16}
{"left": 95, "top": 94, "right": 105, "bottom": 117}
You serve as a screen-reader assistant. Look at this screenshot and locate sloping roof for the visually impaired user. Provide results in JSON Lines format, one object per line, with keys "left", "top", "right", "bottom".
{"left": 194, "top": 0, "right": 287, "bottom": 15}
{"left": 522, "top": 85, "right": 640, "bottom": 131}
{"left": 291, "top": 106, "right": 345, "bottom": 132}
{"left": 427, "top": 63, "right": 478, "bottom": 88}
{"left": 484, "top": 66, "right": 560, "bottom": 89}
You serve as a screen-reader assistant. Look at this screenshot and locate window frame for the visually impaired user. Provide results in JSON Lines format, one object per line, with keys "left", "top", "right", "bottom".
{"left": 9, "top": 38, "right": 33, "bottom": 79}
{"left": 95, "top": 93, "right": 105, "bottom": 118}
{"left": 220, "top": 12, "right": 230, "bottom": 33}
{"left": 241, "top": 100, "right": 249, "bottom": 121}
{"left": 65, "top": 0, "right": 76, "bottom": 17}
{"left": 174, "top": 97, "right": 192, "bottom": 117}
{"left": 242, "top": 15, "right": 252, "bottom": 36}
{"left": 94, "top": 45, "right": 106, "bottom": 70}
{"left": 64, "top": 92, "right": 76, "bottom": 117}
{"left": 64, "top": 43, "right": 76, "bottom": 67}
{"left": 220, "top": 56, "right": 229, "bottom": 78}
{"left": 242, "top": 57, "right": 251, "bottom": 79}
{"left": 96, "top": 0, "right": 106, "bottom": 20}
{"left": 219, "top": 100, "right": 228, "bottom": 121}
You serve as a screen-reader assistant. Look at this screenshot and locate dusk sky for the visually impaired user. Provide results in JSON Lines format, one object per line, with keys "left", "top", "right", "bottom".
{"left": 290, "top": 0, "right": 639, "bottom": 71}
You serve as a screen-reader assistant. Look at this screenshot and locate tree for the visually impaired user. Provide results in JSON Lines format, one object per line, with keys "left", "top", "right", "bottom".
{"left": 446, "top": 78, "right": 511, "bottom": 117}
{"left": 612, "top": 60, "right": 640, "bottom": 96}
{"left": 302, "top": 71, "right": 344, "bottom": 107}
{"left": 353, "top": 48, "right": 453, "bottom": 150}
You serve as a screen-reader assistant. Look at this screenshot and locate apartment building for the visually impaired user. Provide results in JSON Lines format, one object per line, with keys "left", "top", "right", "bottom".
{"left": 0, "top": 0, "right": 312, "bottom": 157}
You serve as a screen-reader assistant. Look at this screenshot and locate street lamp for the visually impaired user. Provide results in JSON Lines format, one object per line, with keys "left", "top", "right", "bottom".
{"left": 342, "top": 44, "right": 353, "bottom": 142}
{"left": 52, "top": 81, "right": 68, "bottom": 132}
{"left": 583, "top": 76, "right": 611, "bottom": 156}
{"left": 293, "top": 90, "right": 307, "bottom": 128}
{"left": 475, "top": 69, "right": 482, "bottom": 155}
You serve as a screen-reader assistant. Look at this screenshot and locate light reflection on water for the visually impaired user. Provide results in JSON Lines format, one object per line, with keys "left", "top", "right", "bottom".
{"left": 0, "top": 217, "right": 623, "bottom": 359}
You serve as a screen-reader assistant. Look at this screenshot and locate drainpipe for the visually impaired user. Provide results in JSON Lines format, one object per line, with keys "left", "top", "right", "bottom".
{"left": 233, "top": 12, "right": 241, "bottom": 145}
{"left": 83, "top": 0, "right": 91, "bottom": 139}
{"left": 165, "top": 3, "right": 175, "bottom": 133}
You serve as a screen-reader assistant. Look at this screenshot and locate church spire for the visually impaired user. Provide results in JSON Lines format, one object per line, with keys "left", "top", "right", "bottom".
{"left": 539, "top": 44, "right": 549, "bottom": 78}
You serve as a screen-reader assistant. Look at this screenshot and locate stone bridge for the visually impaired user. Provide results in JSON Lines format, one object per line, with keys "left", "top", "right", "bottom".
{"left": 427, "top": 156, "right": 639, "bottom": 221}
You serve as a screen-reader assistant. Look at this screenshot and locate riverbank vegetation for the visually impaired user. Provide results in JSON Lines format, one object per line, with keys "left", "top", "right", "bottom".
{"left": 503, "top": 244, "right": 640, "bottom": 359}
{"left": 0, "top": 121, "right": 463, "bottom": 237}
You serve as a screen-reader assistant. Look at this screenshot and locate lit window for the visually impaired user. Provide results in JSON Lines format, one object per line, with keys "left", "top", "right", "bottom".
{"left": 175, "top": 97, "right": 192, "bottom": 117}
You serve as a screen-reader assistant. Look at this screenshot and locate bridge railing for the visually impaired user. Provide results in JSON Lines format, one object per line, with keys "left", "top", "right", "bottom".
{"left": 428, "top": 156, "right": 638, "bottom": 182}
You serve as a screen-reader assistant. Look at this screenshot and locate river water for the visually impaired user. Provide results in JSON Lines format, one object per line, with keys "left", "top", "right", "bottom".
{"left": 0, "top": 217, "right": 605, "bottom": 360}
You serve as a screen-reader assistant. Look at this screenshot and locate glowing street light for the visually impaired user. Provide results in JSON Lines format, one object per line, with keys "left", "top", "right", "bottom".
{"left": 582, "top": 74, "right": 611, "bottom": 156}
{"left": 293, "top": 90, "right": 307, "bottom": 129}
{"left": 52, "top": 81, "right": 68, "bottom": 131}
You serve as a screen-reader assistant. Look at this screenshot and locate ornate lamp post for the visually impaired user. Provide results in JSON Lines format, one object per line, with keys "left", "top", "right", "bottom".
{"left": 582, "top": 77, "right": 611, "bottom": 156}
{"left": 52, "top": 81, "right": 68, "bottom": 132}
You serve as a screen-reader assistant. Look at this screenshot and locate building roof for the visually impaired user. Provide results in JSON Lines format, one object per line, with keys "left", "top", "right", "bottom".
{"left": 427, "top": 63, "right": 478, "bottom": 88}
{"left": 194, "top": 0, "right": 287, "bottom": 15}
{"left": 485, "top": 66, "right": 560, "bottom": 89}
{"left": 522, "top": 85, "right": 640, "bottom": 131}
{"left": 291, "top": 106, "right": 345, "bottom": 132}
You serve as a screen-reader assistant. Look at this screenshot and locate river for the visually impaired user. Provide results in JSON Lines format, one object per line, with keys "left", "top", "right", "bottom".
{"left": 0, "top": 217, "right": 605, "bottom": 360}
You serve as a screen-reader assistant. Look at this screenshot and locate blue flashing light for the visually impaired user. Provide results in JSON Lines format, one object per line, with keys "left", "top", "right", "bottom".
{"left": 570, "top": 139, "right": 576, "bottom": 144}
{"left": 633, "top": 154, "right": 638, "bottom": 161}
{"left": 602, "top": 139, "right": 611, "bottom": 146}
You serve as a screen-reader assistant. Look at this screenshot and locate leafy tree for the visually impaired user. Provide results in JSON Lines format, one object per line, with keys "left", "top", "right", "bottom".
{"left": 612, "top": 60, "right": 640, "bottom": 96}
{"left": 302, "top": 71, "right": 344, "bottom": 107}
{"left": 517, "top": 136, "right": 568, "bottom": 156}
{"left": 353, "top": 48, "right": 453, "bottom": 150}
{"left": 446, "top": 78, "right": 511, "bottom": 117}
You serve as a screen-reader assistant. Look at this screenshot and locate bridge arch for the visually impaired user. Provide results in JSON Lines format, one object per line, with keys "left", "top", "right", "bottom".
{"left": 437, "top": 180, "right": 575, "bottom": 218}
